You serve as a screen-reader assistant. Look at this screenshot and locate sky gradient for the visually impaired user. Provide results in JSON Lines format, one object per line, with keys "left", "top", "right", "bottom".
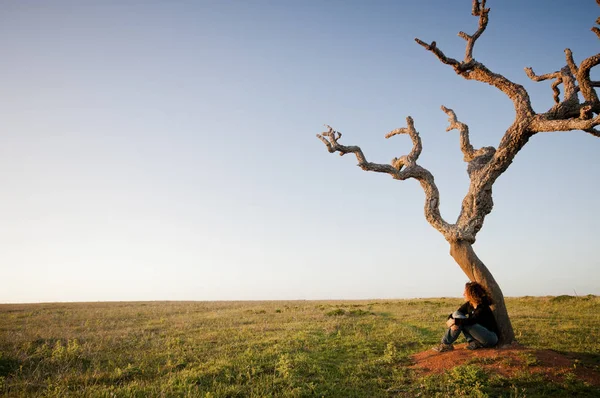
{"left": 1, "top": 0, "right": 599, "bottom": 303}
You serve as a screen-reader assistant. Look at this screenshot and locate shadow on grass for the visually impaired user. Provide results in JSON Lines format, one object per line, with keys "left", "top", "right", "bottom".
{"left": 0, "top": 355, "right": 20, "bottom": 377}
{"left": 560, "top": 351, "right": 600, "bottom": 369}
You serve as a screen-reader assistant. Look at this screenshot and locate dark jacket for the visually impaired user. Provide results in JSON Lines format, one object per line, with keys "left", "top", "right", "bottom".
{"left": 449, "top": 301, "right": 498, "bottom": 334}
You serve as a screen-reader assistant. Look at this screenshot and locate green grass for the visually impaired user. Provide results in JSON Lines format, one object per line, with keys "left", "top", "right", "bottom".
{"left": 0, "top": 296, "right": 598, "bottom": 397}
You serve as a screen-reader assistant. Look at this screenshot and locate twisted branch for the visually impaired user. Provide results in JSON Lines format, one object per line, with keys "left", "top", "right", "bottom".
{"left": 525, "top": 66, "right": 578, "bottom": 105}
{"left": 442, "top": 106, "right": 495, "bottom": 166}
{"left": 317, "top": 125, "right": 394, "bottom": 173}
{"left": 593, "top": 16, "right": 600, "bottom": 39}
{"left": 317, "top": 121, "right": 454, "bottom": 239}
{"left": 526, "top": 8, "right": 600, "bottom": 123}
{"left": 530, "top": 112, "right": 600, "bottom": 134}
{"left": 385, "top": 117, "right": 422, "bottom": 170}
{"left": 565, "top": 49, "right": 600, "bottom": 104}
{"left": 415, "top": 0, "right": 533, "bottom": 117}
{"left": 562, "top": 6, "right": 600, "bottom": 106}
{"left": 413, "top": 39, "right": 461, "bottom": 70}
{"left": 461, "top": 0, "right": 489, "bottom": 62}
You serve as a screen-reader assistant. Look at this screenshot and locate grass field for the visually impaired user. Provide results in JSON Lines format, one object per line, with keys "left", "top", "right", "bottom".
{"left": 1, "top": 296, "right": 599, "bottom": 397}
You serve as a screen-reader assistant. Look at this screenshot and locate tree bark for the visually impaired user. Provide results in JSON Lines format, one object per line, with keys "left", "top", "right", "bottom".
{"left": 449, "top": 240, "right": 516, "bottom": 346}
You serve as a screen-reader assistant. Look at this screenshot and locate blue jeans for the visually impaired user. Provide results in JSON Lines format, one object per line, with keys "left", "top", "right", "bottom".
{"left": 442, "top": 323, "right": 498, "bottom": 347}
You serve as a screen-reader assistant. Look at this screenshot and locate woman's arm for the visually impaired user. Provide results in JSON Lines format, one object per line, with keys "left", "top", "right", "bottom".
{"left": 456, "top": 302, "right": 471, "bottom": 315}
{"left": 454, "top": 305, "right": 489, "bottom": 326}
{"left": 448, "top": 302, "right": 471, "bottom": 320}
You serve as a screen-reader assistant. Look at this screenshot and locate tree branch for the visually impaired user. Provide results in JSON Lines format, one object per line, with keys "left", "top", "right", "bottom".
{"left": 525, "top": 10, "right": 600, "bottom": 125}
{"left": 461, "top": 0, "right": 488, "bottom": 62}
{"left": 316, "top": 122, "right": 455, "bottom": 239}
{"left": 415, "top": 0, "right": 533, "bottom": 117}
{"left": 413, "top": 39, "right": 461, "bottom": 70}
{"left": 525, "top": 65, "right": 580, "bottom": 120}
{"left": 442, "top": 106, "right": 496, "bottom": 166}
{"left": 385, "top": 117, "right": 422, "bottom": 170}
{"left": 593, "top": 16, "right": 600, "bottom": 39}
{"left": 565, "top": 48, "right": 600, "bottom": 105}
{"left": 441, "top": 105, "right": 497, "bottom": 238}
{"left": 525, "top": 66, "right": 579, "bottom": 104}
{"left": 578, "top": 53, "right": 600, "bottom": 104}
{"left": 530, "top": 112, "right": 600, "bottom": 134}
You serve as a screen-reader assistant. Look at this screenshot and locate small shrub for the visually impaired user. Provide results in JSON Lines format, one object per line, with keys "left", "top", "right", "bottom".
{"left": 67, "top": 339, "right": 82, "bottom": 358}
{"left": 348, "top": 309, "right": 374, "bottom": 316}
{"left": 0, "top": 354, "right": 19, "bottom": 377}
{"left": 51, "top": 339, "right": 82, "bottom": 363}
{"left": 381, "top": 342, "right": 398, "bottom": 364}
{"left": 551, "top": 295, "right": 576, "bottom": 303}
{"left": 275, "top": 354, "right": 293, "bottom": 380}
{"left": 51, "top": 340, "right": 66, "bottom": 362}
{"left": 518, "top": 352, "right": 539, "bottom": 367}
{"left": 417, "top": 373, "right": 444, "bottom": 395}
{"left": 325, "top": 308, "right": 346, "bottom": 316}
{"left": 446, "top": 364, "right": 489, "bottom": 397}
{"left": 114, "top": 363, "right": 144, "bottom": 383}
{"left": 563, "top": 371, "right": 578, "bottom": 385}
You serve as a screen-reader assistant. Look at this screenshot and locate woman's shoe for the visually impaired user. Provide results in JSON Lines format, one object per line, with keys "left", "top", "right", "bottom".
{"left": 432, "top": 343, "right": 454, "bottom": 352}
{"left": 466, "top": 340, "right": 483, "bottom": 350}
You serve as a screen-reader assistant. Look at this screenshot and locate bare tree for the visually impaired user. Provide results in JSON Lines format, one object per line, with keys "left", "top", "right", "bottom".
{"left": 317, "top": 0, "right": 600, "bottom": 345}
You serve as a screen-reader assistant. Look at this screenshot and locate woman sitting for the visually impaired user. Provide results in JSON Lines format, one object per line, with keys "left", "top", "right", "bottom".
{"left": 433, "top": 281, "right": 499, "bottom": 352}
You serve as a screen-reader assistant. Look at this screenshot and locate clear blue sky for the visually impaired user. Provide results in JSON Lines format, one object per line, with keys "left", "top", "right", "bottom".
{"left": 1, "top": 0, "right": 598, "bottom": 303}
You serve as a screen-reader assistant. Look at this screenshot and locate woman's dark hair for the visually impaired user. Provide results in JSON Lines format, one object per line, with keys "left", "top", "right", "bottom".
{"left": 464, "top": 282, "right": 493, "bottom": 306}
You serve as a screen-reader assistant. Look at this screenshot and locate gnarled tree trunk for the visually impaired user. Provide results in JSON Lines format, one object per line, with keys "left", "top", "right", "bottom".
{"left": 449, "top": 240, "right": 515, "bottom": 346}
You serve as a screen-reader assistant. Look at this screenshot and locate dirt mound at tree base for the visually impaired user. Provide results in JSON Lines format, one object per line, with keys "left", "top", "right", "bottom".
{"left": 410, "top": 343, "right": 600, "bottom": 387}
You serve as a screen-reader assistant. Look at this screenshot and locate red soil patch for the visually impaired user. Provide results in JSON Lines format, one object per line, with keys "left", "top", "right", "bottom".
{"left": 410, "top": 343, "right": 600, "bottom": 386}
